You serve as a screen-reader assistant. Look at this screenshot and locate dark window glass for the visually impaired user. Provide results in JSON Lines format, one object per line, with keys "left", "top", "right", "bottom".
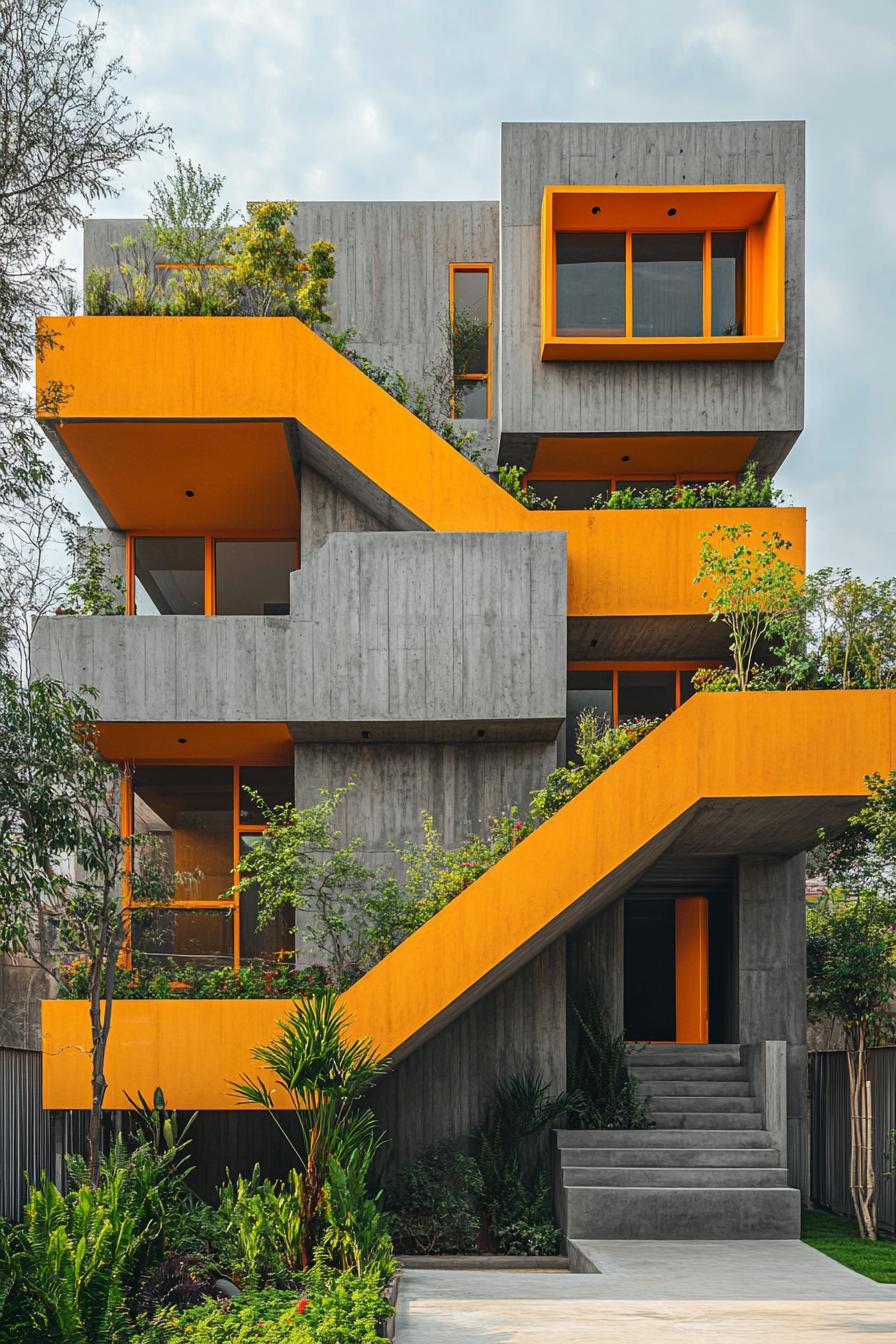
{"left": 238, "top": 766, "right": 295, "bottom": 825}
{"left": 131, "top": 907, "right": 233, "bottom": 968}
{"left": 556, "top": 233, "right": 625, "bottom": 336}
{"left": 711, "top": 232, "right": 746, "bottom": 336}
{"left": 624, "top": 899, "right": 676, "bottom": 1040}
{"left": 632, "top": 234, "right": 703, "bottom": 337}
{"left": 452, "top": 269, "right": 489, "bottom": 374}
{"left": 134, "top": 537, "right": 204, "bottom": 615}
{"left": 617, "top": 669, "right": 677, "bottom": 722}
{"left": 529, "top": 479, "right": 610, "bottom": 510}
{"left": 237, "top": 834, "right": 294, "bottom": 961}
{"left": 454, "top": 378, "right": 488, "bottom": 418}
{"left": 566, "top": 670, "right": 613, "bottom": 761}
{"left": 215, "top": 540, "right": 295, "bottom": 616}
{"left": 679, "top": 671, "right": 699, "bottom": 704}
{"left": 131, "top": 765, "right": 233, "bottom": 904}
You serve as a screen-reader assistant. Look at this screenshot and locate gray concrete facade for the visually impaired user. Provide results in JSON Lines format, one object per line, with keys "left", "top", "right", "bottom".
{"left": 499, "top": 120, "right": 805, "bottom": 472}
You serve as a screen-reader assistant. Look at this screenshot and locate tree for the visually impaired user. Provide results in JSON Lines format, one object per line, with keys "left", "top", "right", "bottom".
{"left": 693, "top": 523, "right": 803, "bottom": 691}
{"left": 147, "top": 155, "right": 232, "bottom": 269}
{"left": 231, "top": 990, "right": 387, "bottom": 1270}
{"left": 0, "top": 0, "right": 165, "bottom": 1180}
{"left": 807, "top": 892, "right": 896, "bottom": 1239}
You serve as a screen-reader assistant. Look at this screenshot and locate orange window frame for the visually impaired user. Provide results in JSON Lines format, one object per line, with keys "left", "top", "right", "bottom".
{"left": 449, "top": 262, "right": 493, "bottom": 419}
{"left": 568, "top": 662, "right": 721, "bottom": 726}
{"left": 121, "top": 762, "right": 289, "bottom": 972}
{"left": 541, "top": 184, "right": 785, "bottom": 362}
{"left": 125, "top": 532, "right": 300, "bottom": 616}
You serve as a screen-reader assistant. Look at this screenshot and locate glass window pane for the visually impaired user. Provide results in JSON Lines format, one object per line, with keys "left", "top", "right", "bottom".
{"left": 711, "top": 232, "right": 745, "bottom": 336}
{"left": 556, "top": 233, "right": 625, "bottom": 336}
{"left": 238, "top": 766, "right": 295, "bottom": 825}
{"left": 215, "top": 540, "right": 295, "bottom": 616}
{"left": 617, "top": 670, "right": 677, "bottom": 722}
{"left": 238, "top": 834, "right": 294, "bottom": 962}
{"left": 131, "top": 906, "right": 233, "bottom": 969}
{"left": 134, "top": 537, "right": 204, "bottom": 615}
{"left": 632, "top": 234, "right": 703, "bottom": 337}
{"left": 132, "top": 765, "right": 233, "bottom": 903}
{"left": 454, "top": 378, "right": 488, "bottom": 418}
{"left": 566, "top": 671, "right": 613, "bottom": 760}
{"left": 530, "top": 480, "right": 610, "bottom": 510}
{"left": 452, "top": 270, "right": 489, "bottom": 374}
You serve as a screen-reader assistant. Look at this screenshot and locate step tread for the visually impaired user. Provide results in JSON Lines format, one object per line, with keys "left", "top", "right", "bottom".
{"left": 559, "top": 1147, "right": 781, "bottom": 1167}
{"left": 562, "top": 1167, "right": 790, "bottom": 1187}
{"left": 646, "top": 1095, "right": 757, "bottom": 1111}
{"left": 635, "top": 1080, "right": 751, "bottom": 1095}
{"left": 555, "top": 1128, "right": 773, "bottom": 1148}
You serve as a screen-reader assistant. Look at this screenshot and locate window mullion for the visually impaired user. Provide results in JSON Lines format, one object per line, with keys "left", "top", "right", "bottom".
{"left": 702, "top": 231, "right": 712, "bottom": 337}
{"left": 625, "top": 232, "right": 633, "bottom": 337}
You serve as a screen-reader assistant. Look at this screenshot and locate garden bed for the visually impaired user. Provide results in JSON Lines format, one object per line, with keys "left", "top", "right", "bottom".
{"left": 802, "top": 1209, "right": 896, "bottom": 1283}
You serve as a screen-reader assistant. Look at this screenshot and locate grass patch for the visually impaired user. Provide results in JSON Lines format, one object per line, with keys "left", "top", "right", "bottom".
{"left": 802, "top": 1208, "right": 896, "bottom": 1283}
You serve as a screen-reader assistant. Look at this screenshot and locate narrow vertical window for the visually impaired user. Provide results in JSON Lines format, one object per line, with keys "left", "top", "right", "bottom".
{"left": 711, "top": 231, "right": 746, "bottom": 336}
{"left": 450, "top": 265, "right": 491, "bottom": 418}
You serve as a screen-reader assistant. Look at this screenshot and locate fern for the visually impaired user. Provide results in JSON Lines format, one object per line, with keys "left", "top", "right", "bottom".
{"left": 568, "top": 984, "right": 651, "bottom": 1129}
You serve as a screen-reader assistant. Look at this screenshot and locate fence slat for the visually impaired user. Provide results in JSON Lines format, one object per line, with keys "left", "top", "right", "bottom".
{"left": 810, "top": 1048, "right": 896, "bottom": 1236}
{"left": 0, "top": 1046, "right": 87, "bottom": 1222}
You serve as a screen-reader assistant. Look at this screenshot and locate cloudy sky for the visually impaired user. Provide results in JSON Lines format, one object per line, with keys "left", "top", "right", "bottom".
{"left": 72, "top": 0, "right": 895, "bottom": 575}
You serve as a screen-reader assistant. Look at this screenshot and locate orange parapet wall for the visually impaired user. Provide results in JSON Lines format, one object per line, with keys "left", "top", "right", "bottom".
{"left": 36, "top": 318, "right": 805, "bottom": 619}
{"left": 43, "top": 691, "right": 895, "bottom": 1110}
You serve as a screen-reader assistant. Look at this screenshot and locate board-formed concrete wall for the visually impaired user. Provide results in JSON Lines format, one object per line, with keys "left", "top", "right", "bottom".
{"left": 32, "top": 530, "right": 566, "bottom": 735}
{"left": 287, "top": 530, "right": 565, "bottom": 733}
{"left": 737, "top": 853, "right": 807, "bottom": 1194}
{"left": 499, "top": 120, "right": 805, "bottom": 461}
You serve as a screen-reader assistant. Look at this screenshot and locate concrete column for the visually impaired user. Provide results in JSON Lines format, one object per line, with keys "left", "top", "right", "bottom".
{"left": 737, "top": 854, "right": 807, "bottom": 1195}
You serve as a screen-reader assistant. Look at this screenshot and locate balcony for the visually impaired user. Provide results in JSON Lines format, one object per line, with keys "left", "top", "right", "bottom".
{"left": 36, "top": 317, "right": 805, "bottom": 638}
{"left": 43, "top": 690, "right": 896, "bottom": 1110}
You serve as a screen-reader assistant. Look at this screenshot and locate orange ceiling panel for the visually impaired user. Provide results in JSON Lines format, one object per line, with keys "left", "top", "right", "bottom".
{"left": 95, "top": 721, "right": 294, "bottom": 764}
{"left": 57, "top": 420, "right": 299, "bottom": 532}
{"left": 530, "top": 435, "right": 757, "bottom": 479}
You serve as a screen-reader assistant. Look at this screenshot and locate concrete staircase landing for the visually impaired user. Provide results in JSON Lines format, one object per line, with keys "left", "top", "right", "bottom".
{"left": 555, "top": 1044, "right": 800, "bottom": 1240}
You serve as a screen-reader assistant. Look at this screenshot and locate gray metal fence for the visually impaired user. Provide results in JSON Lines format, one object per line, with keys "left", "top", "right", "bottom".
{"left": 0, "top": 1046, "right": 87, "bottom": 1222}
{"left": 809, "top": 1048, "right": 896, "bottom": 1236}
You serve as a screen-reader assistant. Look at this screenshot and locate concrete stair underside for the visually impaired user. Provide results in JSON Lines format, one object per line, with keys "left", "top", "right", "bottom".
{"left": 555, "top": 1045, "right": 801, "bottom": 1242}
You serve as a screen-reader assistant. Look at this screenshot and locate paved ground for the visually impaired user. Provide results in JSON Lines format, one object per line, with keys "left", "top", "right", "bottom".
{"left": 395, "top": 1241, "right": 896, "bottom": 1342}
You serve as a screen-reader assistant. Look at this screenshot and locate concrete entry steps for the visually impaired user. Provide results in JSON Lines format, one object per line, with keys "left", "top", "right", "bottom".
{"left": 555, "top": 1043, "right": 801, "bottom": 1241}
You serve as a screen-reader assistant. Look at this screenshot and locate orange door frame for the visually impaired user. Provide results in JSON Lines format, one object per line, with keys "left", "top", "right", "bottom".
{"left": 675, "top": 896, "right": 710, "bottom": 1044}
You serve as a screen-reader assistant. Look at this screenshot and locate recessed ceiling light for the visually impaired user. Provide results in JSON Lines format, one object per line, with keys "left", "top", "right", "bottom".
{"left": 621, "top": 454, "right": 631, "bottom": 462}
{"left": 177, "top": 737, "right": 187, "bottom": 744}
{"left": 476, "top": 728, "right": 486, "bottom": 738}
{"left": 591, "top": 205, "right": 601, "bottom": 215}
{"left": 667, "top": 207, "right": 677, "bottom": 217}
{"left": 185, "top": 489, "right": 195, "bottom": 498}
{"left": 361, "top": 730, "right": 370, "bottom": 740}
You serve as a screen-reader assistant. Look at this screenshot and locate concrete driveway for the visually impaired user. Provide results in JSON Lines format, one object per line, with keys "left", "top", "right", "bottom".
{"left": 395, "top": 1241, "right": 896, "bottom": 1342}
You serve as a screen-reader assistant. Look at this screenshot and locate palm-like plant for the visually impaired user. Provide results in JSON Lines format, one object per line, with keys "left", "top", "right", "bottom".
{"left": 231, "top": 989, "right": 388, "bottom": 1269}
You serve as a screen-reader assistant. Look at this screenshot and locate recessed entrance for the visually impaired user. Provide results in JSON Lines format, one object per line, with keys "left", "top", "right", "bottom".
{"left": 624, "top": 896, "right": 709, "bottom": 1042}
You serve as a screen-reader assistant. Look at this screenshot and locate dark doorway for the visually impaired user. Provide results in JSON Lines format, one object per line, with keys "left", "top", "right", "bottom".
{"left": 624, "top": 899, "right": 676, "bottom": 1041}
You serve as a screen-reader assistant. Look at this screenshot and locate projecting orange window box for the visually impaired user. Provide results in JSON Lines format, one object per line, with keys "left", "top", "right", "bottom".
{"left": 541, "top": 184, "right": 785, "bottom": 362}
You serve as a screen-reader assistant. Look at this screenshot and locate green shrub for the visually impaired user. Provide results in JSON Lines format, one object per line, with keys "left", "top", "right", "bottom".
{"left": 567, "top": 983, "right": 650, "bottom": 1129}
{"left": 215, "top": 1166, "right": 302, "bottom": 1289}
{"left": 530, "top": 710, "right": 658, "bottom": 824}
{"left": 389, "top": 1145, "right": 483, "bottom": 1254}
{"left": 319, "top": 1152, "right": 396, "bottom": 1284}
{"left": 593, "top": 463, "right": 781, "bottom": 511}
{"left": 58, "top": 956, "right": 330, "bottom": 1000}
{"left": 497, "top": 464, "right": 556, "bottom": 509}
{"left": 137, "top": 1269, "right": 388, "bottom": 1343}
{"left": 85, "top": 265, "right": 118, "bottom": 315}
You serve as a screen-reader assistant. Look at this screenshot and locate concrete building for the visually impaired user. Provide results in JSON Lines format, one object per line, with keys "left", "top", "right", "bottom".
{"left": 28, "top": 120, "right": 896, "bottom": 1244}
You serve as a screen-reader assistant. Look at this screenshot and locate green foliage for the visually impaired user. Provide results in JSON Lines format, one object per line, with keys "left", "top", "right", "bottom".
{"left": 137, "top": 1271, "right": 389, "bottom": 1344}
{"left": 812, "top": 770, "right": 896, "bottom": 903}
{"left": 694, "top": 522, "right": 803, "bottom": 692}
{"left": 567, "top": 983, "right": 651, "bottom": 1129}
{"left": 776, "top": 569, "right": 896, "bottom": 692}
{"left": 530, "top": 710, "right": 658, "bottom": 824}
{"left": 147, "top": 156, "right": 232, "bottom": 267}
{"left": 388, "top": 1145, "right": 484, "bottom": 1254}
{"left": 595, "top": 463, "right": 781, "bottom": 511}
{"left": 231, "top": 991, "right": 387, "bottom": 1270}
{"left": 806, "top": 892, "right": 896, "bottom": 1039}
{"left": 85, "top": 266, "right": 118, "bottom": 315}
{"left": 221, "top": 202, "right": 335, "bottom": 323}
{"left": 60, "top": 956, "right": 331, "bottom": 1001}
{"left": 319, "top": 1151, "right": 396, "bottom": 1284}
{"left": 497, "top": 464, "right": 557, "bottom": 509}
{"left": 326, "top": 325, "right": 484, "bottom": 463}
{"left": 215, "top": 1166, "right": 303, "bottom": 1289}
{"left": 476, "top": 1070, "right": 570, "bottom": 1255}
{"left": 60, "top": 532, "right": 126, "bottom": 615}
